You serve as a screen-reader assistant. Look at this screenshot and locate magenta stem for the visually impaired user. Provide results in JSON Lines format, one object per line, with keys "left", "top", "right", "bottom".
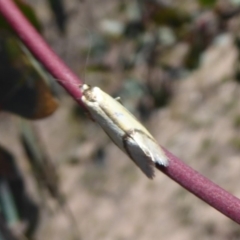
{"left": 159, "top": 149, "right": 240, "bottom": 223}
{"left": 1, "top": 0, "right": 240, "bottom": 224}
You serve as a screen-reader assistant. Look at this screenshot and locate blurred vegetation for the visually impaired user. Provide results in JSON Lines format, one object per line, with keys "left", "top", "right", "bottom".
{"left": 0, "top": 0, "right": 61, "bottom": 239}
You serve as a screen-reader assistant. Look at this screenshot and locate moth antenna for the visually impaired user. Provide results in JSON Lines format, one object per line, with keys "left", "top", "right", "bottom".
{"left": 77, "top": 22, "right": 93, "bottom": 84}
{"left": 83, "top": 27, "right": 92, "bottom": 84}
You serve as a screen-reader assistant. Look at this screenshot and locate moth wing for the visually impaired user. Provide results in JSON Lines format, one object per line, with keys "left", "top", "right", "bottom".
{"left": 136, "top": 132, "right": 168, "bottom": 166}
{"left": 128, "top": 131, "right": 168, "bottom": 175}
{"left": 125, "top": 135, "right": 155, "bottom": 178}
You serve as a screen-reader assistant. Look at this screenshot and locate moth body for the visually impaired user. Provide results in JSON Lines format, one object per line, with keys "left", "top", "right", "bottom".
{"left": 81, "top": 84, "right": 168, "bottom": 178}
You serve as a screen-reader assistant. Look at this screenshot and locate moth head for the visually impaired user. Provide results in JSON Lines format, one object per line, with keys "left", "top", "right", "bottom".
{"left": 80, "top": 84, "right": 100, "bottom": 102}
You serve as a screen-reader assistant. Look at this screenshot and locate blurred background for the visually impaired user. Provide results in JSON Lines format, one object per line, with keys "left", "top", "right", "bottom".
{"left": 0, "top": 0, "right": 240, "bottom": 239}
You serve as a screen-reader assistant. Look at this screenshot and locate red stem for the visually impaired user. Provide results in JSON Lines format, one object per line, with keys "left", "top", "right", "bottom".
{"left": 1, "top": 0, "right": 240, "bottom": 224}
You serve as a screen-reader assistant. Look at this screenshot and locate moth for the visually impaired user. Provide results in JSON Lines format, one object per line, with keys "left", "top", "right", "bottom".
{"left": 80, "top": 84, "right": 169, "bottom": 178}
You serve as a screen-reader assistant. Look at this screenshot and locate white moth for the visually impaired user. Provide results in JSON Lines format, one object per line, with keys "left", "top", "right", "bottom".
{"left": 80, "top": 84, "right": 169, "bottom": 178}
